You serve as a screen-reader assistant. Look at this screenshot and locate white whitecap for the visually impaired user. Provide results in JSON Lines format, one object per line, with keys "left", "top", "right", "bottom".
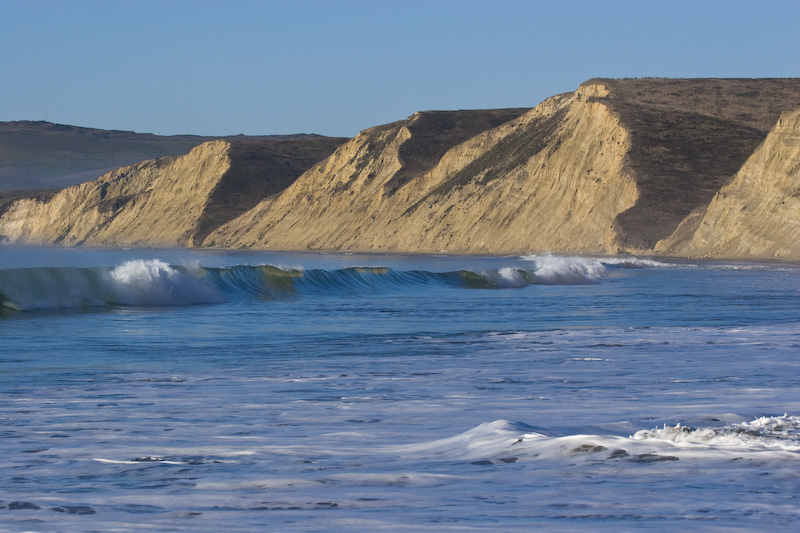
{"left": 109, "top": 259, "right": 223, "bottom": 306}
{"left": 521, "top": 254, "right": 607, "bottom": 284}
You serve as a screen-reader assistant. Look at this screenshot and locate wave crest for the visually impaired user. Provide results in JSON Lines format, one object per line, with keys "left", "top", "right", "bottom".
{"left": 0, "top": 260, "right": 222, "bottom": 311}
{"left": 1, "top": 255, "right": 633, "bottom": 312}
{"left": 521, "top": 254, "right": 607, "bottom": 284}
{"left": 632, "top": 415, "right": 800, "bottom": 450}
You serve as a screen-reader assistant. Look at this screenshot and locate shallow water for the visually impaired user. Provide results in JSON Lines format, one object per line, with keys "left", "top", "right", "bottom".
{"left": 1, "top": 247, "right": 799, "bottom": 530}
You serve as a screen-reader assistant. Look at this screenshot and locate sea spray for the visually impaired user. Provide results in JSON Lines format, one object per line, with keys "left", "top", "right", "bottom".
{"left": 109, "top": 259, "right": 223, "bottom": 306}
{"left": 632, "top": 414, "right": 800, "bottom": 450}
{"left": 521, "top": 254, "right": 607, "bottom": 284}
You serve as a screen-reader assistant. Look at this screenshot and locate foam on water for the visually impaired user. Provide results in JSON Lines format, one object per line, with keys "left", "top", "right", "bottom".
{"left": 633, "top": 414, "right": 800, "bottom": 451}
{"left": 477, "top": 267, "right": 529, "bottom": 288}
{"left": 109, "top": 259, "right": 223, "bottom": 306}
{"left": 390, "top": 416, "right": 800, "bottom": 464}
{"left": 520, "top": 254, "right": 608, "bottom": 284}
{"left": 3, "top": 249, "right": 800, "bottom": 531}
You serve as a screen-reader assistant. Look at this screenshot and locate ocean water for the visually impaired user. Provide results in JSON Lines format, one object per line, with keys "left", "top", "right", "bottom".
{"left": 1, "top": 246, "right": 798, "bottom": 531}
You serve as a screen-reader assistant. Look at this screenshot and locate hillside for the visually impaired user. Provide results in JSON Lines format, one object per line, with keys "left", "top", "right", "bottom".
{"left": 0, "top": 120, "right": 326, "bottom": 191}
{"left": 207, "top": 87, "right": 636, "bottom": 253}
{"left": 1, "top": 78, "right": 799, "bottom": 260}
{"left": 0, "top": 137, "right": 345, "bottom": 247}
{"left": 655, "top": 108, "right": 800, "bottom": 260}
{"left": 593, "top": 78, "right": 800, "bottom": 250}
{"left": 207, "top": 78, "right": 800, "bottom": 257}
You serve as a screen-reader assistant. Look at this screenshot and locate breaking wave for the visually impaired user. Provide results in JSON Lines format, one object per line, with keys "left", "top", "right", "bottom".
{"left": 390, "top": 415, "right": 800, "bottom": 463}
{"left": 632, "top": 414, "right": 800, "bottom": 450}
{"left": 0, "top": 255, "right": 656, "bottom": 312}
{"left": 0, "top": 259, "right": 223, "bottom": 311}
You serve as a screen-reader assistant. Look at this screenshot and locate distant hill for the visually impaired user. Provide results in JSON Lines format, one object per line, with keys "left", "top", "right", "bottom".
{"left": 1, "top": 79, "right": 799, "bottom": 261}
{"left": 0, "top": 120, "right": 328, "bottom": 191}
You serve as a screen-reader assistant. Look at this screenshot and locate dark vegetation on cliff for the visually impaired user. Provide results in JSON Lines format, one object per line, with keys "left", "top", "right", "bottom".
{"left": 0, "top": 189, "right": 58, "bottom": 219}
{"left": 193, "top": 137, "right": 347, "bottom": 244}
{"left": 591, "top": 78, "right": 800, "bottom": 249}
{"left": 382, "top": 109, "right": 530, "bottom": 195}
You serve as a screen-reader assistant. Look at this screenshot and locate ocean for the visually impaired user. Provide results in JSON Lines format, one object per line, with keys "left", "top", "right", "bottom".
{"left": 1, "top": 246, "right": 798, "bottom": 531}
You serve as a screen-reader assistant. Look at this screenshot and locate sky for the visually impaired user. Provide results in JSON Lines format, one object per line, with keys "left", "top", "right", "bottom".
{"left": 1, "top": 0, "right": 798, "bottom": 138}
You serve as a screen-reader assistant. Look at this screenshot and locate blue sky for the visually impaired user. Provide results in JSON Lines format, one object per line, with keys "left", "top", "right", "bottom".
{"left": 2, "top": 0, "right": 798, "bottom": 137}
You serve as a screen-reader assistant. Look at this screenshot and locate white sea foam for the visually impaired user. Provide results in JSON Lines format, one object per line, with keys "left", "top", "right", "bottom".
{"left": 633, "top": 414, "right": 800, "bottom": 451}
{"left": 480, "top": 267, "right": 528, "bottom": 288}
{"left": 598, "top": 256, "right": 672, "bottom": 268}
{"left": 389, "top": 416, "right": 800, "bottom": 464}
{"left": 109, "top": 259, "right": 222, "bottom": 306}
{"left": 521, "top": 254, "right": 607, "bottom": 284}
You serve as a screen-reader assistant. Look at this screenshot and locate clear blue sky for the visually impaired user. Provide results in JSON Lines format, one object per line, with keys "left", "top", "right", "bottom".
{"left": 2, "top": 0, "right": 798, "bottom": 137}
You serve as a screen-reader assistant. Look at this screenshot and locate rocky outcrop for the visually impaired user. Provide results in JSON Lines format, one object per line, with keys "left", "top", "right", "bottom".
{"left": 0, "top": 138, "right": 344, "bottom": 247}
{"left": 655, "top": 108, "right": 800, "bottom": 260}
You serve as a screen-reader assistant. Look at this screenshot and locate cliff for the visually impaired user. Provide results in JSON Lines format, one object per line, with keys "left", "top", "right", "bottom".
{"left": 655, "top": 108, "right": 800, "bottom": 260}
{"left": 0, "top": 137, "right": 345, "bottom": 247}
{"left": 207, "top": 86, "right": 638, "bottom": 254}
{"left": 207, "top": 78, "right": 800, "bottom": 257}
{"left": 595, "top": 78, "right": 800, "bottom": 251}
{"left": 2, "top": 78, "right": 799, "bottom": 260}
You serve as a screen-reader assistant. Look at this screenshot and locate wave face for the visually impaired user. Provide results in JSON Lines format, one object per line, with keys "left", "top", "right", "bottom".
{"left": 0, "top": 255, "right": 635, "bottom": 311}
{"left": 0, "top": 259, "right": 223, "bottom": 311}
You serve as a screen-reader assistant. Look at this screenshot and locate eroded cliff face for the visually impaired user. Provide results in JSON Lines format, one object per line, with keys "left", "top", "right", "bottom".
{"left": 208, "top": 85, "right": 639, "bottom": 254}
{"left": 0, "top": 136, "right": 345, "bottom": 247}
{"left": 2, "top": 79, "right": 798, "bottom": 259}
{"left": 655, "top": 108, "right": 800, "bottom": 260}
{"left": 0, "top": 141, "right": 231, "bottom": 247}
{"left": 597, "top": 78, "right": 800, "bottom": 251}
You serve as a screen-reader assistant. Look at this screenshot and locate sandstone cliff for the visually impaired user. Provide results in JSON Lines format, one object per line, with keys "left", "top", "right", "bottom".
{"left": 208, "top": 85, "right": 638, "bottom": 254}
{"left": 655, "top": 108, "right": 800, "bottom": 260}
{"left": 594, "top": 78, "right": 800, "bottom": 251}
{"left": 2, "top": 78, "right": 799, "bottom": 260}
{"left": 208, "top": 78, "right": 800, "bottom": 257}
{"left": 0, "top": 137, "right": 344, "bottom": 247}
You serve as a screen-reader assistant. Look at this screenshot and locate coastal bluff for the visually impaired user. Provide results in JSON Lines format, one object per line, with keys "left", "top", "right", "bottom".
{"left": 1, "top": 78, "right": 799, "bottom": 259}
{"left": 655, "top": 107, "right": 800, "bottom": 260}
{"left": 0, "top": 137, "right": 345, "bottom": 247}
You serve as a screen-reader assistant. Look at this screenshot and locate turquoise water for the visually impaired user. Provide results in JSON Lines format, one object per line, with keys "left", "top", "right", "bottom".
{"left": 1, "top": 247, "right": 799, "bottom": 531}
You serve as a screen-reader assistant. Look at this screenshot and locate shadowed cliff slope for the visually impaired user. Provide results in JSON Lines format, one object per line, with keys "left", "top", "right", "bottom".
{"left": 593, "top": 78, "right": 800, "bottom": 250}
{"left": 655, "top": 108, "right": 800, "bottom": 260}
